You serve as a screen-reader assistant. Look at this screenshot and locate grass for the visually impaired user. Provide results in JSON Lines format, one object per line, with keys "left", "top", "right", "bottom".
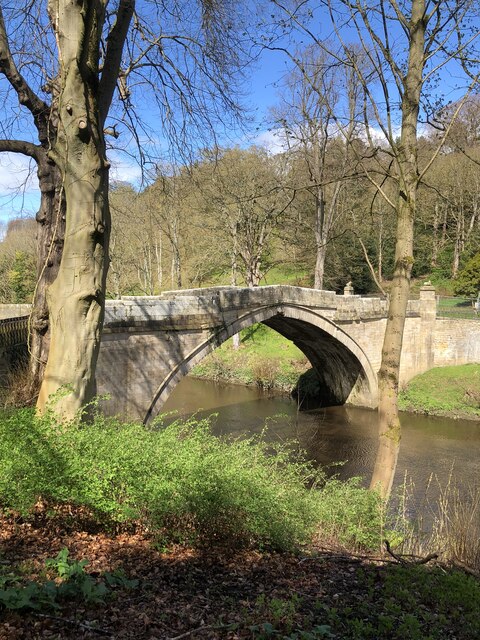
{"left": 191, "top": 323, "right": 309, "bottom": 391}
{"left": 394, "top": 472, "right": 480, "bottom": 572}
{"left": 247, "top": 564, "right": 480, "bottom": 640}
{"left": 436, "top": 296, "right": 479, "bottom": 319}
{"left": 399, "top": 364, "right": 480, "bottom": 419}
{"left": 261, "top": 266, "right": 311, "bottom": 287}
{"left": 315, "top": 564, "right": 480, "bottom": 640}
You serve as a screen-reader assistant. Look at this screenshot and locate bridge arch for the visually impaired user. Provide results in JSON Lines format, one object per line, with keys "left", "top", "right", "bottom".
{"left": 143, "top": 303, "right": 378, "bottom": 423}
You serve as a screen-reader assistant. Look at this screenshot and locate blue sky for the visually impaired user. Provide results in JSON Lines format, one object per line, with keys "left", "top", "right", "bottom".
{"left": 1, "top": 2, "right": 478, "bottom": 224}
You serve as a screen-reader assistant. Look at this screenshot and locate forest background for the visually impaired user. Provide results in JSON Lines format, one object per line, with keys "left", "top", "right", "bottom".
{"left": 2, "top": 116, "right": 480, "bottom": 304}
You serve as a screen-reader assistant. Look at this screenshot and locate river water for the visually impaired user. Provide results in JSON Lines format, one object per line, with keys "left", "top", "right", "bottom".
{"left": 163, "top": 377, "right": 480, "bottom": 498}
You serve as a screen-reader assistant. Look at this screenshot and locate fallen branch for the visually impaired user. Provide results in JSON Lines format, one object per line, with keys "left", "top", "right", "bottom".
{"left": 169, "top": 625, "right": 214, "bottom": 640}
{"left": 384, "top": 541, "right": 409, "bottom": 565}
{"left": 453, "top": 559, "right": 480, "bottom": 578}
{"left": 384, "top": 540, "right": 438, "bottom": 566}
{"left": 413, "top": 552, "right": 439, "bottom": 566}
{"left": 169, "top": 622, "right": 235, "bottom": 640}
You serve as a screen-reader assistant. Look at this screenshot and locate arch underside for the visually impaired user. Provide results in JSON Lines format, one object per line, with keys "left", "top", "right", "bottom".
{"left": 263, "top": 315, "right": 369, "bottom": 409}
{"left": 144, "top": 304, "right": 377, "bottom": 423}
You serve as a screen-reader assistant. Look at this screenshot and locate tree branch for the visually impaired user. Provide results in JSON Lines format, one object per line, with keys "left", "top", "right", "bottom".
{"left": 0, "top": 139, "right": 42, "bottom": 160}
{"left": 98, "top": 0, "right": 135, "bottom": 126}
{"left": 0, "top": 6, "right": 50, "bottom": 145}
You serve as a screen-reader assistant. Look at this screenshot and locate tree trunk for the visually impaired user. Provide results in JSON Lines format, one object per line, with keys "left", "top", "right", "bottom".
{"left": 370, "top": 192, "right": 414, "bottom": 496}
{"left": 170, "top": 219, "right": 182, "bottom": 288}
{"left": 377, "top": 212, "right": 383, "bottom": 282}
{"left": 27, "top": 156, "right": 65, "bottom": 401}
{"left": 370, "top": 0, "right": 425, "bottom": 498}
{"left": 37, "top": 0, "right": 110, "bottom": 419}
{"left": 314, "top": 192, "right": 326, "bottom": 289}
{"left": 155, "top": 232, "right": 163, "bottom": 290}
{"left": 431, "top": 203, "right": 439, "bottom": 268}
{"left": 452, "top": 208, "right": 464, "bottom": 278}
{"left": 231, "top": 222, "right": 240, "bottom": 349}
{"left": 246, "top": 259, "right": 261, "bottom": 287}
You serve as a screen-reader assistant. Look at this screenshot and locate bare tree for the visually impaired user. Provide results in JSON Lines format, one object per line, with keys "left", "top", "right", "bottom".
{"left": 0, "top": 0, "right": 252, "bottom": 418}
{"left": 274, "top": 47, "right": 363, "bottom": 288}
{"left": 195, "top": 147, "right": 293, "bottom": 287}
{"left": 270, "top": 0, "right": 480, "bottom": 496}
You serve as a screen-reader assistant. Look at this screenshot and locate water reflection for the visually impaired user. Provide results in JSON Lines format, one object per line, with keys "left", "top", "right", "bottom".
{"left": 162, "top": 377, "right": 480, "bottom": 496}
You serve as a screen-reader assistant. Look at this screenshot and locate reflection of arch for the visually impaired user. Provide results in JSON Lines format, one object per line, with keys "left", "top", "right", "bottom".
{"left": 143, "top": 304, "right": 378, "bottom": 424}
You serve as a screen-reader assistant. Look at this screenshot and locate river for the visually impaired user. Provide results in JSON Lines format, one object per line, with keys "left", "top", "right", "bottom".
{"left": 163, "top": 377, "right": 480, "bottom": 499}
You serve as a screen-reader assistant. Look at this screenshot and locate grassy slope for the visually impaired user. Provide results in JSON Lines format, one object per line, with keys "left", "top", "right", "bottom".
{"left": 399, "top": 364, "right": 480, "bottom": 420}
{"left": 191, "top": 323, "right": 309, "bottom": 391}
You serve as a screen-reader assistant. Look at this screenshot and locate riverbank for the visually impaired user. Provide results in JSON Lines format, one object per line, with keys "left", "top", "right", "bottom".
{"left": 191, "top": 327, "right": 480, "bottom": 421}
{"left": 191, "top": 324, "right": 309, "bottom": 392}
{"left": 399, "top": 364, "right": 480, "bottom": 421}
{"left": 1, "top": 409, "right": 479, "bottom": 638}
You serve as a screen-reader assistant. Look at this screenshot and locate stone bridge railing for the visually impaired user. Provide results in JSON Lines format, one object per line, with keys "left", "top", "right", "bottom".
{"left": 0, "top": 285, "right": 434, "bottom": 351}
{"left": 103, "top": 285, "right": 427, "bottom": 330}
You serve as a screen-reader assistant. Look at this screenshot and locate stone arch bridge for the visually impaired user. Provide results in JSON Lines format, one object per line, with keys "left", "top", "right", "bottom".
{"left": 1, "top": 285, "right": 479, "bottom": 422}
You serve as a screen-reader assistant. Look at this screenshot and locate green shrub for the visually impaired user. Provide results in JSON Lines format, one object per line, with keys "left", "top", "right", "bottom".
{"left": 0, "top": 548, "right": 137, "bottom": 612}
{"left": 315, "top": 476, "right": 385, "bottom": 550}
{"left": 453, "top": 252, "right": 480, "bottom": 297}
{"left": 0, "top": 409, "right": 323, "bottom": 550}
{"left": 0, "top": 408, "right": 389, "bottom": 552}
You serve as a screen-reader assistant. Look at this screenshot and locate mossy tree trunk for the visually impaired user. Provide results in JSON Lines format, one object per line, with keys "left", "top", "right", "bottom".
{"left": 28, "top": 157, "right": 65, "bottom": 401}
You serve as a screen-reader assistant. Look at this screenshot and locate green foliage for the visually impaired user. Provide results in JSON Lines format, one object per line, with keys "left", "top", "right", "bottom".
{"left": 191, "top": 324, "right": 308, "bottom": 392}
{"left": 324, "top": 233, "right": 379, "bottom": 294}
{"left": 428, "top": 273, "right": 456, "bottom": 296}
{"left": 453, "top": 252, "right": 480, "bottom": 297}
{"left": 262, "top": 266, "right": 311, "bottom": 287}
{"left": 0, "top": 407, "right": 392, "bottom": 552}
{"left": 0, "top": 548, "right": 137, "bottom": 612}
{"left": 399, "top": 364, "right": 480, "bottom": 418}
{"left": 245, "top": 563, "right": 480, "bottom": 639}
{"left": 315, "top": 476, "right": 385, "bottom": 550}
{"left": 0, "top": 409, "right": 323, "bottom": 550}
{"left": 309, "top": 565, "right": 480, "bottom": 640}
{"left": 6, "top": 250, "right": 36, "bottom": 303}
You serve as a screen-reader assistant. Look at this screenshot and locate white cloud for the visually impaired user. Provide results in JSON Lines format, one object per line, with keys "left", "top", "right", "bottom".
{"left": 0, "top": 153, "right": 38, "bottom": 194}
{"left": 109, "top": 153, "right": 144, "bottom": 186}
{"left": 0, "top": 153, "right": 40, "bottom": 220}
{"left": 251, "top": 128, "right": 290, "bottom": 154}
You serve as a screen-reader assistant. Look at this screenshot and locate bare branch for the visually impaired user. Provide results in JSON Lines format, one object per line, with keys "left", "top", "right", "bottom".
{"left": 0, "top": 5, "right": 50, "bottom": 145}
{"left": 0, "top": 138, "right": 41, "bottom": 159}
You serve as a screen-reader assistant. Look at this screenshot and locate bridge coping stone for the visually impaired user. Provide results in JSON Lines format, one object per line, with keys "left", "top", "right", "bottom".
{"left": 103, "top": 286, "right": 426, "bottom": 327}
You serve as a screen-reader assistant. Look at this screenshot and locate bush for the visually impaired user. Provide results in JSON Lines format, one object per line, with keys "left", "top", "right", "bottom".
{"left": 251, "top": 357, "right": 280, "bottom": 390}
{"left": 315, "top": 476, "right": 385, "bottom": 550}
{"left": 0, "top": 409, "right": 323, "bottom": 550}
{"left": 453, "top": 252, "right": 480, "bottom": 297}
{"left": 0, "top": 408, "right": 390, "bottom": 552}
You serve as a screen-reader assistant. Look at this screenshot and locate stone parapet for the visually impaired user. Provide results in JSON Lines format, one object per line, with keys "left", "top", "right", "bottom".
{"left": 0, "top": 304, "right": 31, "bottom": 320}
{"left": 105, "top": 287, "right": 427, "bottom": 329}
